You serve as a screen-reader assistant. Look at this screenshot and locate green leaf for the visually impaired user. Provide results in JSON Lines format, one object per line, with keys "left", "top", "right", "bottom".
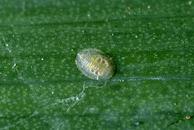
{"left": 0, "top": 0, "right": 194, "bottom": 129}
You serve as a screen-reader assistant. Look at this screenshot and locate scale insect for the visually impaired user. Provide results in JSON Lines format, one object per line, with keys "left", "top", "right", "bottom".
{"left": 75, "top": 48, "right": 115, "bottom": 80}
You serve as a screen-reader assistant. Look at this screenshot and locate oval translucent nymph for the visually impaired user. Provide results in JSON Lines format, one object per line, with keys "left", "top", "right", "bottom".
{"left": 75, "top": 48, "right": 115, "bottom": 80}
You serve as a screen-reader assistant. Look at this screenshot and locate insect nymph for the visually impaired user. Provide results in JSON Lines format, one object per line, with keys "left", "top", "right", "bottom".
{"left": 75, "top": 48, "right": 115, "bottom": 80}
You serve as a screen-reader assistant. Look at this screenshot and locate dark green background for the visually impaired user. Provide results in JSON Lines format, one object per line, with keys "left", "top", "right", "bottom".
{"left": 0, "top": 0, "right": 194, "bottom": 129}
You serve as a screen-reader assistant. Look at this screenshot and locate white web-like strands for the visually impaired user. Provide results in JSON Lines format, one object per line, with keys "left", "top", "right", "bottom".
{"left": 56, "top": 84, "right": 86, "bottom": 112}
{"left": 1, "top": 40, "right": 106, "bottom": 129}
{"left": 2, "top": 39, "right": 191, "bottom": 129}
{"left": 0, "top": 83, "right": 85, "bottom": 130}
{"left": 39, "top": 83, "right": 87, "bottom": 112}
{"left": 38, "top": 82, "right": 107, "bottom": 112}
{"left": 0, "top": 81, "right": 105, "bottom": 130}
{"left": 8, "top": 82, "right": 105, "bottom": 130}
